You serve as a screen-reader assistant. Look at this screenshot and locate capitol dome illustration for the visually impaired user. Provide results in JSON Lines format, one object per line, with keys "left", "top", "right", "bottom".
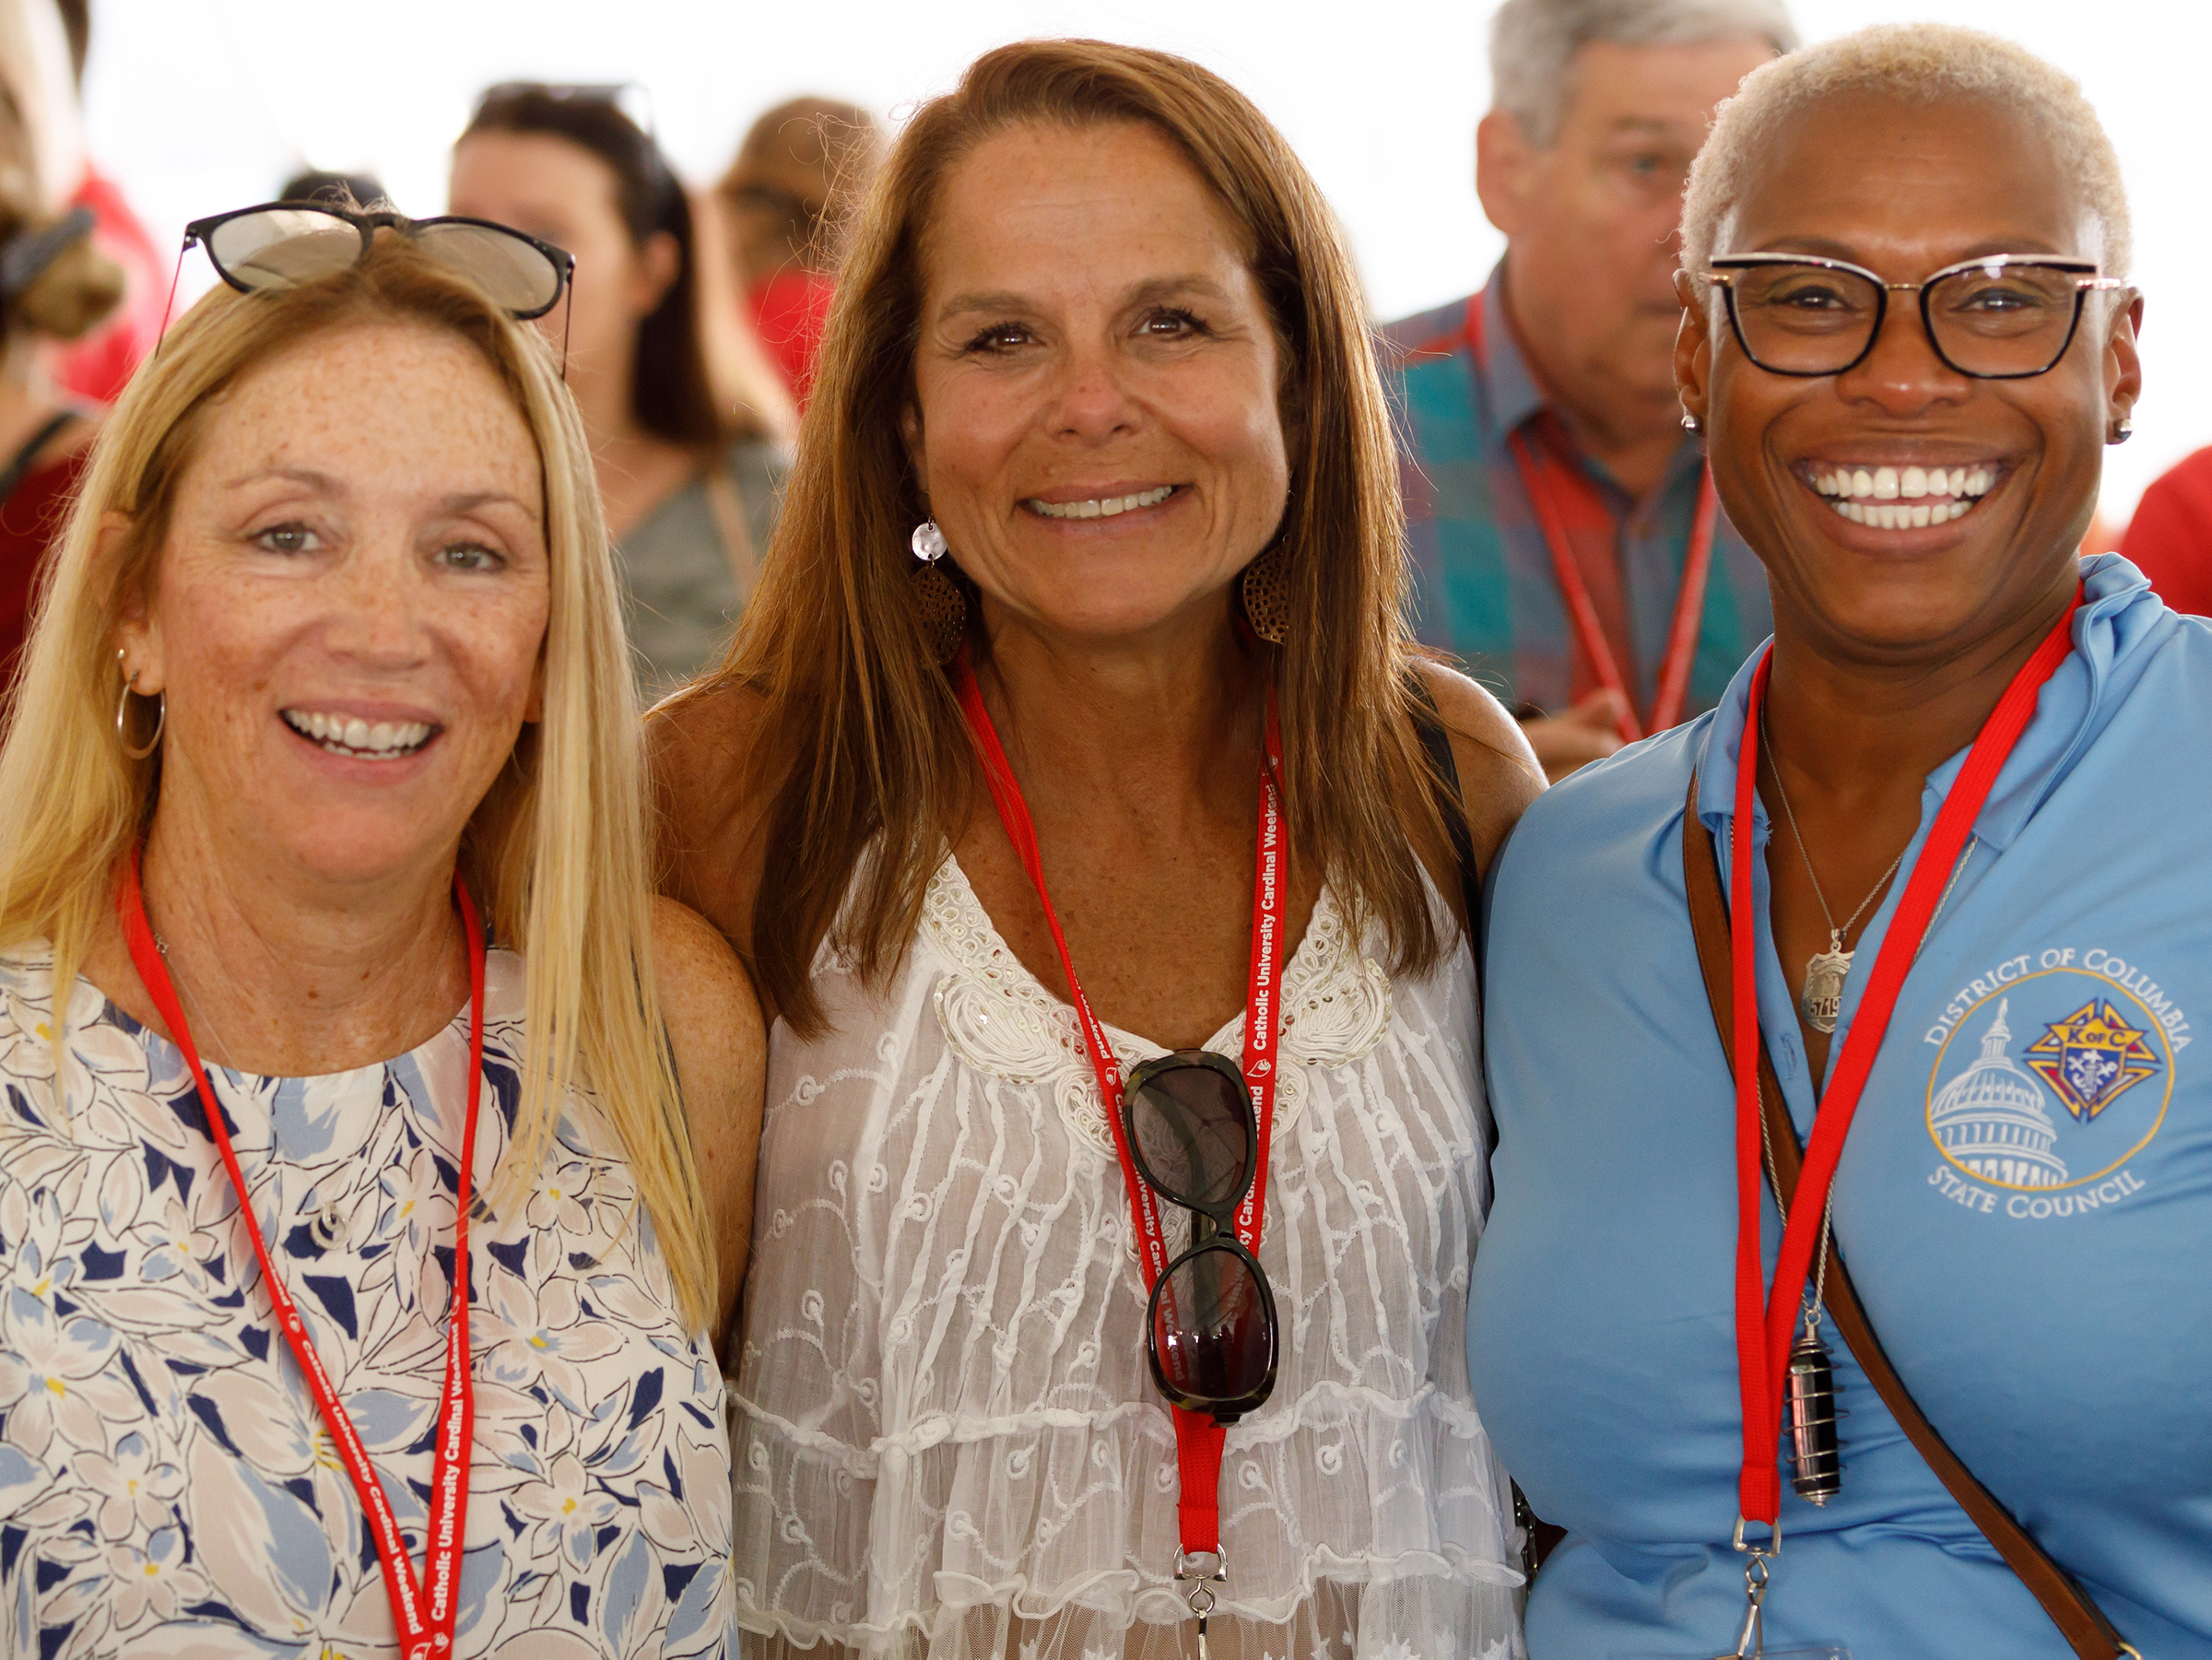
{"left": 1931, "top": 999, "right": 2068, "bottom": 1188}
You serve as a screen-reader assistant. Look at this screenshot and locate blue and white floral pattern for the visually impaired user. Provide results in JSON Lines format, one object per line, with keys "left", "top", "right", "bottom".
{"left": 0, "top": 946, "right": 731, "bottom": 1659}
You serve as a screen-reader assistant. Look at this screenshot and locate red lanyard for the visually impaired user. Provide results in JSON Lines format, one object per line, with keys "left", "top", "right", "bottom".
{"left": 1725, "top": 591, "right": 2078, "bottom": 1529}
{"left": 121, "top": 852, "right": 484, "bottom": 1660}
{"left": 1465, "top": 295, "right": 1717, "bottom": 741}
{"left": 951, "top": 657, "right": 1286, "bottom": 1559}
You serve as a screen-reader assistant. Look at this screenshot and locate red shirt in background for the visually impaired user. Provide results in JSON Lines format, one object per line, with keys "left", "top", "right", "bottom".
{"left": 2119, "top": 445, "right": 2212, "bottom": 616}
{"left": 0, "top": 446, "right": 88, "bottom": 697}
{"left": 747, "top": 268, "right": 836, "bottom": 412}
{"left": 54, "top": 169, "right": 168, "bottom": 407}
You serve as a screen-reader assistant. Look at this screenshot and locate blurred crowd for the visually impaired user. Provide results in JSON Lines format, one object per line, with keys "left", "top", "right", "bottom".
{"left": 3, "top": 0, "right": 2206, "bottom": 765}
{"left": 0, "top": 0, "right": 890, "bottom": 705}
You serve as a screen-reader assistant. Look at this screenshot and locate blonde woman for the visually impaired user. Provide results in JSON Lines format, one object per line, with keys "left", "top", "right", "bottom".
{"left": 0, "top": 219, "right": 761, "bottom": 1657}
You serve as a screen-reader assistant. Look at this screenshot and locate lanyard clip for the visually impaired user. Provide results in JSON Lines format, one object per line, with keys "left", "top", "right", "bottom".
{"left": 1731, "top": 1515, "right": 1782, "bottom": 1557}
{"left": 1176, "top": 1549, "right": 1228, "bottom": 1660}
{"left": 1716, "top": 1518, "right": 1780, "bottom": 1660}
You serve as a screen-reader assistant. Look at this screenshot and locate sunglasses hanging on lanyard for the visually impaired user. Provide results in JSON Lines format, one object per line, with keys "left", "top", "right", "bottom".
{"left": 1462, "top": 296, "right": 1717, "bottom": 743}
{"left": 1711, "top": 592, "right": 2077, "bottom": 1658}
{"left": 953, "top": 654, "right": 1287, "bottom": 1657}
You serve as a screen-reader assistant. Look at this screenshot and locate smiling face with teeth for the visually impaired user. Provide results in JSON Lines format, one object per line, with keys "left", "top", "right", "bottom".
{"left": 1676, "top": 91, "right": 2141, "bottom": 662}
{"left": 903, "top": 119, "right": 1292, "bottom": 644}
{"left": 112, "top": 319, "right": 551, "bottom": 889}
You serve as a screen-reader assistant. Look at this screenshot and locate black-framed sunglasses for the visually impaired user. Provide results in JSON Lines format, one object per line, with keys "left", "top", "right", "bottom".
{"left": 182, "top": 201, "right": 574, "bottom": 322}
{"left": 1703, "top": 253, "right": 2125, "bottom": 381}
{"left": 1121, "top": 1050, "right": 1279, "bottom": 1426}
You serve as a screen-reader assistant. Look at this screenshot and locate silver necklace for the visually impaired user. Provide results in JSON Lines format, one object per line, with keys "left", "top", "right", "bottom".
{"left": 1761, "top": 708, "right": 1907, "bottom": 1035}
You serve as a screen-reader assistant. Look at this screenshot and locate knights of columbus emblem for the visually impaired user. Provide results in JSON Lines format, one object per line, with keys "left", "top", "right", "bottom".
{"left": 2023, "top": 999, "right": 2163, "bottom": 1123}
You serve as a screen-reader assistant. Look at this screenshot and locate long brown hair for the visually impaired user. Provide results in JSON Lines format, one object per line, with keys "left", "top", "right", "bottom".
{"left": 695, "top": 39, "right": 1453, "bottom": 1037}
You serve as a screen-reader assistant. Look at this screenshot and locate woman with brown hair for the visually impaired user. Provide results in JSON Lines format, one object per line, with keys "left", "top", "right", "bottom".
{"left": 452, "top": 84, "right": 794, "bottom": 700}
{"left": 716, "top": 94, "right": 881, "bottom": 411}
{"left": 654, "top": 38, "right": 1542, "bottom": 1660}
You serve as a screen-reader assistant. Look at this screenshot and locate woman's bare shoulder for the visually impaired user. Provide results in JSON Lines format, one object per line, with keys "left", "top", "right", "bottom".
{"left": 647, "top": 894, "right": 765, "bottom": 1350}
{"left": 1410, "top": 657, "right": 1546, "bottom": 874}
{"left": 646, "top": 678, "right": 773, "bottom": 945}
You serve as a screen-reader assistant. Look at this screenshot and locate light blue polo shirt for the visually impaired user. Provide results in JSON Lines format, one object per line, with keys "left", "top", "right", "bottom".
{"left": 1471, "top": 554, "right": 2212, "bottom": 1657}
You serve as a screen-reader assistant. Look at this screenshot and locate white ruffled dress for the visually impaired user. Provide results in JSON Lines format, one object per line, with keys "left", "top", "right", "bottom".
{"left": 731, "top": 855, "right": 1524, "bottom": 1659}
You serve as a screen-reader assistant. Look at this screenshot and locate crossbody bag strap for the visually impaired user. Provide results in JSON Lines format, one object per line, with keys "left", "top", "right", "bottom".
{"left": 1406, "top": 672, "right": 1484, "bottom": 975}
{"left": 1680, "top": 772, "right": 2134, "bottom": 1660}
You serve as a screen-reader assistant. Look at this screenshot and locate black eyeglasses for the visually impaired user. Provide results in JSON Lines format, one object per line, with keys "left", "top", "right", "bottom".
{"left": 1703, "top": 253, "right": 2125, "bottom": 381}
{"left": 1121, "top": 1050, "right": 1279, "bottom": 1426}
{"left": 182, "top": 201, "right": 574, "bottom": 321}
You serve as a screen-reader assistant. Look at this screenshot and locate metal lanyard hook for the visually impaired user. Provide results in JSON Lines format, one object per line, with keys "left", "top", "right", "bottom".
{"left": 1712, "top": 1517, "right": 1781, "bottom": 1660}
{"left": 1176, "top": 1548, "right": 1228, "bottom": 1660}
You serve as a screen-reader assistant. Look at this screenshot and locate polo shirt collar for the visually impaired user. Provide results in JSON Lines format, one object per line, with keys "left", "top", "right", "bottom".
{"left": 1478, "top": 269, "right": 1547, "bottom": 441}
{"left": 1478, "top": 263, "right": 1710, "bottom": 496}
{"left": 1691, "top": 553, "right": 2164, "bottom": 853}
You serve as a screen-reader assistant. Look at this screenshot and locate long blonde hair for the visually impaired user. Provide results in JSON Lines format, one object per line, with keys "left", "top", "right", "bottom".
{"left": 0, "top": 237, "right": 716, "bottom": 1332}
{"left": 688, "top": 39, "right": 1454, "bottom": 1037}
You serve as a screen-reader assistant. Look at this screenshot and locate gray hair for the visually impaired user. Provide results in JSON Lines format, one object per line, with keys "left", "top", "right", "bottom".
{"left": 1489, "top": 0, "right": 1799, "bottom": 147}
{"left": 1681, "top": 24, "right": 2133, "bottom": 281}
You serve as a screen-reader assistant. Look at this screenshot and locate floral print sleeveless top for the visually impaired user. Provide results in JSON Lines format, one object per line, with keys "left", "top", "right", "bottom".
{"left": 0, "top": 945, "right": 732, "bottom": 1659}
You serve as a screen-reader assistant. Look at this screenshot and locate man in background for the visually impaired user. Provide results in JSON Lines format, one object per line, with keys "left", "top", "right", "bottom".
{"left": 1383, "top": 0, "right": 1794, "bottom": 779}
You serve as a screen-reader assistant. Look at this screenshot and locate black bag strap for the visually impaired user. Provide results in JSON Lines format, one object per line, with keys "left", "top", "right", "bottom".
{"left": 1406, "top": 673, "right": 1484, "bottom": 990}
{"left": 0, "top": 410, "right": 76, "bottom": 505}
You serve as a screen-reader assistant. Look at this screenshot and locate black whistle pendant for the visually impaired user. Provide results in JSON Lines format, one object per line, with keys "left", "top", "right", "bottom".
{"left": 1783, "top": 1325, "right": 1844, "bottom": 1504}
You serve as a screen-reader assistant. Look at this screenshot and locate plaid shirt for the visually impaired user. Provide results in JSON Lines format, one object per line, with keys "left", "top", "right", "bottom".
{"left": 1381, "top": 269, "right": 1771, "bottom": 722}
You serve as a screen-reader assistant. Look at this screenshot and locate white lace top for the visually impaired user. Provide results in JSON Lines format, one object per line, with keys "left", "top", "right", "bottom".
{"left": 0, "top": 945, "right": 733, "bottom": 1659}
{"left": 731, "top": 855, "right": 1523, "bottom": 1660}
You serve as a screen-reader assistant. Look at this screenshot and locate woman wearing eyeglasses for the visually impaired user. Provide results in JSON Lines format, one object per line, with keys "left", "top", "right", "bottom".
{"left": 452, "top": 84, "right": 795, "bottom": 701}
{"left": 653, "top": 39, "right": 1543, "bottom": 1660}
{"left": 1470, "top": 25, "right": 2200, "bottom": 1659}
{"left": 0, "top": 218, "right": 763, "bottom": 1654}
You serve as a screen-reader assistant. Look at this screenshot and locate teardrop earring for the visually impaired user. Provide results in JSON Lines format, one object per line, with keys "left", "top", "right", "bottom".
{"left": 1240, "top": 543, "right": 1290, "bottom": 645}
{"left": 909, "top": 520, "right": 967, "bottom": 663}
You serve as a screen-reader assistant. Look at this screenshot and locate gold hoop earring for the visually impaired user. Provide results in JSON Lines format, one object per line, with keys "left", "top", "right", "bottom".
{"left": 115, "top": 648, "right": 164, "bottom": 760}
{"left": 1240, "top": 543, "right": 1290, "bottom": 645}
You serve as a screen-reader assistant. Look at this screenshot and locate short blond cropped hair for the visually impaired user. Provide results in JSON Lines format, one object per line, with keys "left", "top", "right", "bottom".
{"left": 1682, "top": 23, "right": 2131, "bottom": 281}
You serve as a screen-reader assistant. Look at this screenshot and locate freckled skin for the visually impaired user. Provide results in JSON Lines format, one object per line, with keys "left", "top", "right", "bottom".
{"left": 904, "top": 119, "right": 1292, "bottom": 646}
{"left": 124, "top": 319, "right": 549, "bottom": 899}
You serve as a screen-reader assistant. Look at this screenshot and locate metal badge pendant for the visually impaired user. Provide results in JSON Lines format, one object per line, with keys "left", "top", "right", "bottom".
{"left": 1799, "top": 938, "right": 1851, "bottom": 1034}
{"left": 1783, "top": 1322, "right": 1844, "bottom": 1505}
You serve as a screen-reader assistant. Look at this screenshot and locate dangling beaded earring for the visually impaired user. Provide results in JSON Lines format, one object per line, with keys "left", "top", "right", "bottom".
{"left": 910, "top": 519, "right": 968, "bottom": 665}
{"left": 1240, "top": 543, "right": 1290, "bottom": 645}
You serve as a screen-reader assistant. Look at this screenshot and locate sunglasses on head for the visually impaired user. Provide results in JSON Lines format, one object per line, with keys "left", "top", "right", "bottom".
{"left": 180, "top": 201, "right": 575, "bottom": 322}
{"left": 1121, "top": 1049, "right": 1279, "bottom": 1426}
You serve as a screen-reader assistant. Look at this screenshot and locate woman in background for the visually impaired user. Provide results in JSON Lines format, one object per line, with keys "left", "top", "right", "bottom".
{"left": 0, "top": 65, "right": 118, "bottom": 700}
{"left": 715, "top": 95, "right": 881, "bottom": 410}
{"left": 452, "top": 83, "right": 792, "bottom": 699}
